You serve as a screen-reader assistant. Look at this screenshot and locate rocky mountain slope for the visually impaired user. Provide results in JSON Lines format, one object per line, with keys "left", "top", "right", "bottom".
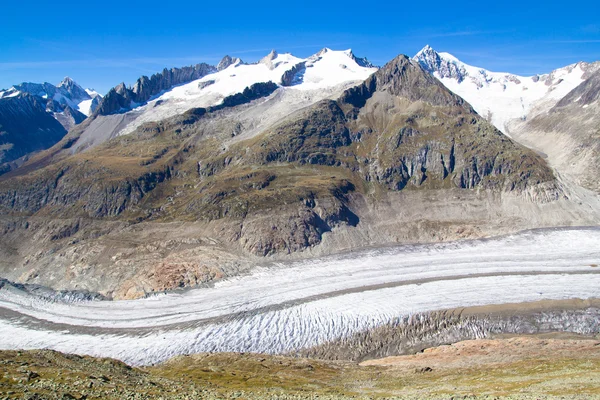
{"left": 507, "top": 69, "right": 600, "bottom": 193}
{"left": 0, "top": 93, "right": 69, "bottom": 174}
{"left": 415, "top": 45, "right": 600, "bottom": 197}
{"left": 0, "top": 78, "right": 103, "bottom": 174}
{"left": 0, "top": 50, "right": 595, "bottom": 298}
{"left": 413, "top": 45, "right": 600, "bottom": 135}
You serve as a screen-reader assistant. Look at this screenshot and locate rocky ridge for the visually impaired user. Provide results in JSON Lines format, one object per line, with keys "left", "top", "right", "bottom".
{"left": 95, "top": 63, "right": 217, "bottom": 116}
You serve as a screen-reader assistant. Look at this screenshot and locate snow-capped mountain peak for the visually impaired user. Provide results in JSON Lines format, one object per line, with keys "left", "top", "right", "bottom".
{"left": 0, "top": 77, "right": 103, "bottom": 132}
{"left": 259, "top": 49, "right": 278, "bottom": 68}
{"left": 109, "top": 48, "right": 377, "bottom": 137}
{"left": 58, "top": 76, "right": 76, "bottom": 87}
{"left": 414, "top": 45, "right": 469, "bottom": 82}
{"left": 413, "top": 45, "right": 600, "bottom": 134}
{"left": 217, "top": 55, "right": 243, "bottom": 71}
{"left": 57, "top": 76, "right": 93, "bottom": 107}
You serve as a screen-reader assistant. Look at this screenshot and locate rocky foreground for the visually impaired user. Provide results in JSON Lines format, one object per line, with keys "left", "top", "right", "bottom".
{"left": 1, "top": 335, "right": 599, "bottom": 399}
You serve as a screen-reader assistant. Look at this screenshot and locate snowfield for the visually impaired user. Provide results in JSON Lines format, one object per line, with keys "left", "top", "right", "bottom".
{"left": 0, "top": 227, "right": 599, "bottom": 365}
{"left": 413, "top": 45, "right": 598, "bottom": 135}
{"left": 118, "top": 48, "right": 377, "bottom": 136}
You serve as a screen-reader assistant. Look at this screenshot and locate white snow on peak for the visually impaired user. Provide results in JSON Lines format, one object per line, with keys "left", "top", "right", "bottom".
{"left": 436, "top": 51, "right": 460, "bottom": 63}
{"left": 77, "top": 89, "right": 102, "bottom": 116}
{"left": 0, "top": 88, "right": 21, "bottom": 99}
{"left": 296, "top": 48, "right": 374, "bottom": 90}
{"left": 77, "top": 99, "right": 94, "bottom": 116}
{"left": 413, "top": 45, "right": 598, "bottom": 135}
{"left": 118, "top": 49, "right": 377, "bottom": 136}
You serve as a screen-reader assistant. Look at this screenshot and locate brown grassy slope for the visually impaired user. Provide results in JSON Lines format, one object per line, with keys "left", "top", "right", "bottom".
{"left": 1, "top": 336, "right": 599, "bottom": 399}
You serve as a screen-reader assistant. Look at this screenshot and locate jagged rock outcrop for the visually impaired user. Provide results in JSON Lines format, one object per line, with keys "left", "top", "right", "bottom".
{"left": 346, "top": 49, "right": 375, "bottom": 68}
{"left": 281, "top": 62, "right": 306, "bottom": 86}
{"left": 217, "top": 55, "right": 242, "bottom": 71}
{"left": 220, "top": 81, "right": 279, "bottom": 108}
{"left": 95, "top": 63, "right": 216, "bottom": 115}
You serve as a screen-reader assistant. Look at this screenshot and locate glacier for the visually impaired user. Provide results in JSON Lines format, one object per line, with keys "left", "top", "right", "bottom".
{"left": 0, "top": 227, "right": 599, "bottom": 365}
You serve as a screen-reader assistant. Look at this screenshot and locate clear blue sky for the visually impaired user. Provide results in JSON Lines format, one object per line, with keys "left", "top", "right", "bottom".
{"left": 2, "top": 0, "right": 599, "bottom": 94}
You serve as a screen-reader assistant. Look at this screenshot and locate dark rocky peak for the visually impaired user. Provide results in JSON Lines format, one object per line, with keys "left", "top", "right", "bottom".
{"left": 218, "top": 55, "right": 242, "bottom": 71}
{"left": 114, "top": 82, "right": 128, "bottom": 95}
{"left": 95, "top": 84, "right": 133, "bottom": 115}
{"left": 413, "top": 45, "right": 467, "bottom": 82}
{"left": 340, "top": 54, "right": 467, "bottom": 109}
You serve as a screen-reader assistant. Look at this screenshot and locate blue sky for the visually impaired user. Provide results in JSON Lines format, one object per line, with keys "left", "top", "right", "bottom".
{"left": 1, "top": 0, "right": 599, "bottom": 94}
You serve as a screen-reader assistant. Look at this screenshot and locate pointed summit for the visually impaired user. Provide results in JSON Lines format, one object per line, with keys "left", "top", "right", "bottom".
{"left": 341, "top": 54, "right": 465, "bottom": 109}
{"left": 260, "top": 49, "right": 278, "bottom": 62}
{"left": 415, "top": 44, "right": 435, "bottom": 56}
{"left": 412, "top": 45, "right": 466, "bottom": 82}
{"left": 56, "top": 76, "right": 90, "bottom": 103}
{"left": 413, "top": 44, "right": 440, "bottom": 67}
{"left": 259, "top": 50, "right": 279, "bottom": 70}
{"left": 217, "top": 55, "right": 242, "bottom": 71}
{"left": 59, "top": 76, "right": 75, "bottom": 87}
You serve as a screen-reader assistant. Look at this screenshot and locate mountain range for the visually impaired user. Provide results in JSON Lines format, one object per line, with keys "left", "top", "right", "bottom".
{"left": 0, "top": 46, "right": 598, "bottom": 299}
{"left": 414, "top": 45, "right": 600, "bottom": 194}
{"left": 0, "top": 78, "right": 102, "bottom": 173}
